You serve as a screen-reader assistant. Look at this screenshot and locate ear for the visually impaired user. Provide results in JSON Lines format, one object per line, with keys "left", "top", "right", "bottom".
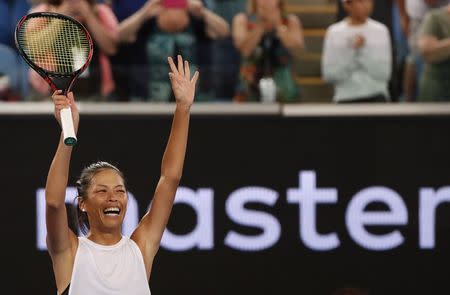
{"left": 78, "top": 197, "right": 86, "bottom": 212}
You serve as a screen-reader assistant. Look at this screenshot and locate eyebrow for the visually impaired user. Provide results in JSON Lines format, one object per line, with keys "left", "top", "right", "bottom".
{"left": 95, "top": 184, "right": 125, "bottom": 189}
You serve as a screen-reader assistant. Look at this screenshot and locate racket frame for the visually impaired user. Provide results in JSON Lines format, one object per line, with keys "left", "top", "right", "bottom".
{"left": 15, "top": 12, "right": 94, "bottom": 146}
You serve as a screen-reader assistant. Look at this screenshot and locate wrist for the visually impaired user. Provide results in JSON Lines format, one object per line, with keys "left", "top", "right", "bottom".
{"left": 176, "top": 103, "right": 192, "bottom": 113}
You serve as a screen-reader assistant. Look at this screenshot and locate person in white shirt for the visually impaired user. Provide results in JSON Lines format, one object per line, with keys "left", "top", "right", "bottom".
{"left": 45, "top": 55, "right": 198, "bottom": 295}
{"left": 322, "top": 0, "right": 392, "bottom": 103}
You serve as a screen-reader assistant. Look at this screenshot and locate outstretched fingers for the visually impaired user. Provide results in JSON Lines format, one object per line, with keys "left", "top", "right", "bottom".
{"left": 177, "top": 55, "right": 184, "bottom": 76}
{"left": 168, "top": 57, "right": 178, "bottom": 76}
{"left": 191, "top": 71, "right": 199, "bottom": 85}
{"left": 184, "top": 60, "right": 190, "bottom": 80}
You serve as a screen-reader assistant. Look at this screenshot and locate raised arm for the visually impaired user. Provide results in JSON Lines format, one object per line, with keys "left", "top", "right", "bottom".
{"left": 131, "top": 55, "right": 199, "bottom": 279}
{"left": 118, "top": 0, "right": 162, "bottom": 43}
{"left": 71, "top": 1, "right": 119, "bottom": 56}
{"left": 276, "top": 14, "right": 305, "bottom": 58}
{"left": 46, "top": 91, "right": 79, "bottom": 292}
{"left": 232, "top": 13, "right": 265, "bottom": 58}
{"left": 188, "top": 0, "right": 230, "bottom": 39}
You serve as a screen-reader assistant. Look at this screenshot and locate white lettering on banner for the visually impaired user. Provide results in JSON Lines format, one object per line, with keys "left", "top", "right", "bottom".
{"left": 160, "top": 187, "right": 214, "bottom": 251}
{"left": 287, "top": 171, "right": 340, "bottom": 251}
{"left": 224, "top": 187, "right": 281, "bottom": 251}
{"left": 35, "top": 171, "right": 450, "bottom": 252}
{"left": 419, "top": 187, "right": 450, "bottom": 249}
{"left": 346, "top": 187, "right": 408, "bottom": 251}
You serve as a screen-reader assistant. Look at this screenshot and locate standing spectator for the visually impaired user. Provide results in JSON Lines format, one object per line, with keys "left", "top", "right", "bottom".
{"left": 0, "top": 0, "right": 31, "bottom": 100}
{"left": 118, "top": 0, "right": 230, "bottom": 102}
{"left": 232, "top": 0, "right": 304, "bottom": 103}
{"left": 29, "top": 0, "right": 119, "bottom": 100}
{"left": 110, "top": 0, "right": 149, "bottom": 101}
{"left": 417, "top": 4, "right": 450, "bottom": 101}
{"left": 322, "top": 0, "right": 392, "bottom": 103}
{"left": 397, "top": 0, "right": 448, "bottom": 101}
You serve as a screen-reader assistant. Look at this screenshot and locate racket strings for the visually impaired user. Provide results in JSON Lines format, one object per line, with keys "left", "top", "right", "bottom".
{"left": 17, "top": 16, "right": 90, "bottom": 74}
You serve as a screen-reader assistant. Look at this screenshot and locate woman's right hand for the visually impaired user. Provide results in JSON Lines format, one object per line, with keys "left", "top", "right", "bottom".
{"left": 51, "top": 90, "right": 80, "bottom": 132}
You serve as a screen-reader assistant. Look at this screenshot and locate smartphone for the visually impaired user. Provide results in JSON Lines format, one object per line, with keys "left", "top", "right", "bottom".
{"left": 163, "top": 0, "right": 187, "bottom": 8}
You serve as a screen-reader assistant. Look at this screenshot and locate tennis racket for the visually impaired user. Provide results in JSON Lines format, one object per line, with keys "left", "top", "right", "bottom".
{"left": 15, "top": 12, "right": 93, "bottom": 146}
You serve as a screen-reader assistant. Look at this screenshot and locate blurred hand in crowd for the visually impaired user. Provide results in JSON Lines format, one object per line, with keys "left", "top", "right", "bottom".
{"left": 187, "top": 0, "right": 205, "bottom": 18}
{"left": 352, "top": 34, "right": 365, "bottom": 50}
{"left": 144, "top": 0, "right": 163, "bottom": 19}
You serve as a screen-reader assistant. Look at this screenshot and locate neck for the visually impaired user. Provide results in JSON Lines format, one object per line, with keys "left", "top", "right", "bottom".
{"left": 87, "top": 230, "right": 122, "bottom": 246}
{"left": 347, "top": 16, "right": 368, "bottom": 26}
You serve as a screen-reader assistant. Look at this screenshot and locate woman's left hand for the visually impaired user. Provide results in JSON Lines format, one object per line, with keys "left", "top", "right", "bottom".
{"left": 168, "top": 55, "right": 199, "bottom": 109}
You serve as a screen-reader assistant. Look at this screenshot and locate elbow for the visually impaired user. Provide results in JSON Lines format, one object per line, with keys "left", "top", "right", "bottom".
{"left": 45, "top": 199, "right": 66, "bottom": 210}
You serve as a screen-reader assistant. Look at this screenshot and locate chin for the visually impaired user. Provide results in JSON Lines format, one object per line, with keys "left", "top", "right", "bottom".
{"left": 157, "top": 9, "right": 190, "bottom": 33}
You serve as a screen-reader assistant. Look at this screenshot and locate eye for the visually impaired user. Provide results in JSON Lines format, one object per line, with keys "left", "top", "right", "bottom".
{"left": 116, "top": 189, "right": 126, "bottom": 194}
{"left": 96, "top": 189, "right": 107, "bottom": 193}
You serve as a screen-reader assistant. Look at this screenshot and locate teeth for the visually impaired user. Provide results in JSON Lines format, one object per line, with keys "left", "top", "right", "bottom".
{"left": 104, "top": 207, "right": 120, "bottom": 214}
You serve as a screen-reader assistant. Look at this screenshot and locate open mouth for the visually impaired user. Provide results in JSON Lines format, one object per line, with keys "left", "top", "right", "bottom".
{"left": 103, "top": 207, "right": 120, "bottom": 216}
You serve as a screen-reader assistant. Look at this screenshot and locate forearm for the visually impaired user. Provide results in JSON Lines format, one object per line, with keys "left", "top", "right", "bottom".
{"left": 84, "top": 11, "right": 118, "bottom": 55}
{"left": 277, "top": 28, "right": 304, "bottom": 58}
{"left": 322, "top": 48, "right": 358, "bottom": 83}
{"left": 202, "top": 8, "right": 230, "bottom": 39}
{"left": 357, "top": 53, "right": 392, "bottom": 81}
{"left": 45, "top": 135, "right": 73, "bottom": 208}
{"left": 420, "top": 38, "right": 450, "bottom": 64}
{"left": 160, "top": 105, "right": 191, "bottom": 181}
{"left": 118, "top": 6, "right": 148, "bottom": 43}
{"left": 235, "top": 25, "right": 265, "bottom": 58}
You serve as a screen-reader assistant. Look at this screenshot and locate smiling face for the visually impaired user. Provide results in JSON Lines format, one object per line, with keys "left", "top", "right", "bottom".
{"left": 79, "top": 169, "right": 128, "bottom": 234}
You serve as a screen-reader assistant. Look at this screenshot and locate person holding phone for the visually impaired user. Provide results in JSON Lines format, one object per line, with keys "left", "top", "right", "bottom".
{"left": 46, "top": 55, "right": 198, "bottom": 295}
{"left": 117, "top": 0, "right": 229, "bottom": 101}
{"left": 232, "top": 0, "right": 304, "bottom": 103}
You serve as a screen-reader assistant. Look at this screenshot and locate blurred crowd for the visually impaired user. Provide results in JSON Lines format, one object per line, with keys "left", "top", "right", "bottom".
{"left": 1, "top": 0, "right": 450, "bottom": 103}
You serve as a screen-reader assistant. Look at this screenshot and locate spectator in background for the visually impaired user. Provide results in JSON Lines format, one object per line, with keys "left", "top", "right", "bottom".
{"left": 110, "top": 0, "right": 149, "bottom": 101}
{"left": 0, "top": 0, "right": 31, "bottom": 100}
{"left": 322, "top": 0, "right": 392, "bottom": 103}
{"left": 232, "top": 0, "right": 304, "bottom": 103}
{"left": 29, "top": 0, "right": 119, "bottom": 100}
{"left": 417, "top": 4, "right": 450, "bottom": 101}
{"left": 118, "top": 0, "right": 229, "bottom": 102}
{"left": 397, "top": 0, "right": 448, "bottom": 102}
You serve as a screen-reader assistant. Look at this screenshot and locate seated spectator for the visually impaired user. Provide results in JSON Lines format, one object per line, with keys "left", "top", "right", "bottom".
{"left": 29, "top": 0, "right": 119, "bottom": 100}
{"left": 322, "top": 0, "right": 392, "bottom": 103}
{"left": 232, "top": 0, "right": 304, "bottom": 103}
{"left": 417, "top": 4, "right": 450, "bottom": 101}
{"left": 118, "top": 0, "right": 230, "bottom": 101}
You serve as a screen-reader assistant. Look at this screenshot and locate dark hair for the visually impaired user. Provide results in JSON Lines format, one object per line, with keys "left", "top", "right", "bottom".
{"left": 75, "top": 161, "right": 125, "bottom": 234}
{"left": 47, "top": 0, "right": 96, "bottom": 7}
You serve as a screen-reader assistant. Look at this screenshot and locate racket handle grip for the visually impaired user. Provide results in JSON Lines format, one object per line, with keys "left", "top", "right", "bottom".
{"left": 60, "top": 107, "right": 77, "bottom": 146}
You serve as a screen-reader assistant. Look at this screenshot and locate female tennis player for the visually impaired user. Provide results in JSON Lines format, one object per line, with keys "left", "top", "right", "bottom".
{"left": 46, "top": 55, "right": 198, "bottom": 295}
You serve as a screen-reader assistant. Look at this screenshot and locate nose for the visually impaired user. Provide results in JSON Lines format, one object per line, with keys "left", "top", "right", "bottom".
{"left": 107, "top": 192, "right": 118, "bottom": 202}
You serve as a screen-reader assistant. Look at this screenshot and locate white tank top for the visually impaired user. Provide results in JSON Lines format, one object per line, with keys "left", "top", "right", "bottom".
{"left": 68, "top": 236, "right": 151, "bottom": 295}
